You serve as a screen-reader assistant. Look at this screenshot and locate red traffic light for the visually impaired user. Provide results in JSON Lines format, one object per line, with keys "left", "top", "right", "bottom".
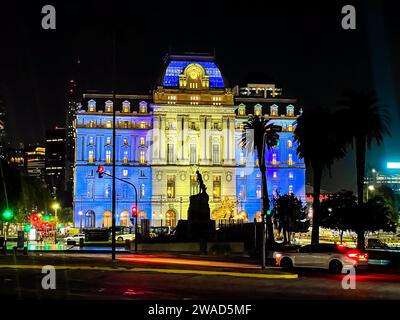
{"left": 97, "top": 166, "right": 105, "bottom": 178}
{"left": 31, "top": 214, "right": 39, "bottom": 222}
{"left": 131, "top": 205, "right": 138, "bottom": 217}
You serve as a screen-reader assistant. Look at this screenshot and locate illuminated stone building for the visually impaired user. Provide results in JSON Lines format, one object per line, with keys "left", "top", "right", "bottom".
{"left": 234, "top": 83, "right": 306, "bottom": 221}
{"left": 72, "top": 53, "right": 305, "bottom": 228}
{"left": 151, "top": 53, "right": 237, "bottom": 226}
{"left": 73, "top": 93, "right": 153, "bottom": 228}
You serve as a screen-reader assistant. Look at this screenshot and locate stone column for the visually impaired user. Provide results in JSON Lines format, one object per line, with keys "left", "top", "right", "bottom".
{"left": 222, "top": 117, "right": 228, "bottom": 164}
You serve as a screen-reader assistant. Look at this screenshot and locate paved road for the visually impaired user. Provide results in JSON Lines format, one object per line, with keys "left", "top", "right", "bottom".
{"left": 1, "top": 253, "right": 399, "bottom": 299}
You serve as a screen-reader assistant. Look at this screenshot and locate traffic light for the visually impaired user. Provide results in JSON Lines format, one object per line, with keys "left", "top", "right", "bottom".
{"left": 31, "top": 214, "right": 39, "bottom": 223}
{"left": 43, "top": 214, "right": 51, "bottom": 222}
{"left": 266, "top": 209, "right": 271, "bottom": 215}
{"left": 131, "top": 205, "right": 138, "bottom": 217}
{"left": 1, "top": 209, "right": 14, "bottom": 221}
{"left": 24, "top": 224, "right": 33, "bottom": 232}
{"left": 97, "top": 165, "right": 105, "bottom": 178}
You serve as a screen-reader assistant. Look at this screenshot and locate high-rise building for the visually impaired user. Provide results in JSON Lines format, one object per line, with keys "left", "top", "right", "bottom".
{"left": 66, "top": 79, "right": 80, "bottom": 200}
{"left": 24, "top": 145, "right": 46, "bottom": 181}
{"left": 73, "top": 53, "right": 306, "bottom": 228}
{"left": 45, "top": 127, "right": 67, "bottom": 200}
{"left": 0, "top": 96, "right": 6, "bottom": 159}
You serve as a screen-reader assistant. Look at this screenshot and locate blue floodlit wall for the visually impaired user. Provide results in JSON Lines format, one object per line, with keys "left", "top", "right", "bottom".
{"left": 73, "top": 113, "right": 153, "bottom": 228}
{"left": 235, "top": 118, "right": 306, "bottom": 220}
{"left": 163, "top": 60, "right": 224, "bottom": 88}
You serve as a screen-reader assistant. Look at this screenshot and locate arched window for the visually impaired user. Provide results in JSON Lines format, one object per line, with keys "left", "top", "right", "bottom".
{"left": 122, "top": 100, "right": 130, "bottom": 113}
{"left": 88, "top": 100, "right": 96, "bottom": 112}
{"left": 103, "top": 211, "right": 112, "bottom": 228}
{"left": 85, "top": 210, "right": 95, "bottom": 228}
{"left": 105, "top": 100, "right": 113, "bottom": 113}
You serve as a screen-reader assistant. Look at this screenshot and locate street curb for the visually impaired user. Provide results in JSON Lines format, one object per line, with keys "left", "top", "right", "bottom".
{"left": 0, "top": 264, "right": 298, "bottom": 279}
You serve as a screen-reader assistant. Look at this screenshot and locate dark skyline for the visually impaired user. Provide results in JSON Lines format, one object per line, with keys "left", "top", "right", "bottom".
{"left": 1, "top": 0, "right": 399, "bottom": 192}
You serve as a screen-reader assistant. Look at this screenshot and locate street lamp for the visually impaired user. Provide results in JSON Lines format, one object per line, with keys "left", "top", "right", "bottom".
{"left": 367, "top": 185, "right": 375, "bottom": 201}
{"left": 52, "top": 202, "right": 60, "bottom": 218}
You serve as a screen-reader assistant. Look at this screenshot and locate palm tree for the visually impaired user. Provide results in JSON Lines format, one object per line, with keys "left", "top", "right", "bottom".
{"left": 294, "top": 108, "right": 347, "bottom": 245}
{"left": 338, "top": 90, "right": 390, "bottom": 249}
{"left": 240, "top": 115, "right": 280, "bottom": 263}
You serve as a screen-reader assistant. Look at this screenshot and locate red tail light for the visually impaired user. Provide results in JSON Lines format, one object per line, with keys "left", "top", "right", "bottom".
{"left": 346, "top": 251, "right": 360, "bottom": 260}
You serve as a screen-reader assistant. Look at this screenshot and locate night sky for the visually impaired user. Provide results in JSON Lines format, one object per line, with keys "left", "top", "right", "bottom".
{"left": 1, "top": 0, "right": 399, "bottom": 192}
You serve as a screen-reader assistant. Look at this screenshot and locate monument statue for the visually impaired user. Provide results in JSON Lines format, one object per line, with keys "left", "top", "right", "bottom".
{"left": 175, "top": 170, "right": 215, "bottom": 247}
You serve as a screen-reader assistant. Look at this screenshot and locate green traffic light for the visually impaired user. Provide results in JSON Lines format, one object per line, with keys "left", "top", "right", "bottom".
{"left": 43, "top": 215, "right": 51, "bottom": 222}
{"left": 2, "top": 209, "right": 14, "bottom": 221}
{"left": 267, "top": 209, "right": 271, "bottom": 215}
{"left": 24, "top": 224, "right": 33, "bottom": 232}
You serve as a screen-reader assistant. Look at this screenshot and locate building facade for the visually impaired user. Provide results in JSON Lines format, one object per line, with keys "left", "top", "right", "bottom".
{"left": 73, "top": 53, "right": 305, "bottom": 228}
{"left": 45, "top": 127, "right": 67, "bottom": 201}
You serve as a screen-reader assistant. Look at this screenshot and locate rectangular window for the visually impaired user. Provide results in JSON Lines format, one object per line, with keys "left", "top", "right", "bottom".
{"left": 287, "top": 140, "right": 293, "bottom": 149}
{"left": 273, "top": 171, "right": 277, "bottom": 179}
{"left": 106, "top": 150, "right": 111, "bottom": 163}
{"left": 123, "top": 151, "right": 128, "bottom": 163}
{"left": 213, "top": 176, "right": 221, "bottom": 200}
{"left": 87, "top": 183, "right": 93, "bottom": 198}
{"left": 239, "top": 152, "right": 245, "bottom": 165}
{"left": 88, "top": 150, "right": 94, "bottom": 163}
{"left": 256, "top": 185, "right": 262, "bottom": 199}
{"left": 89, "top": 137, "right": 94, "bottom": 145}
{"left": 122, "top": 185, "right": 128, "bottom": 199}
{"left": 289, "top": 172, "right": 294, "bottom": 179}
{"left": 123, "top": 169, "right": 128, "bottom": 177}
{"left": 89, "top": 120, "right": 95, "bottom": 128}
{"left": 140, "top": 121, "right": 146, "bottom": 129}
{"left": 190, "top": 175, "right": 199, "bottom": 195}
{"left": 123, "top": 138, "right": 128, "bottom": 145}
{"left": 140, "top": 151, "right": 145, "bottom": 164}
{"left": 239, "top": 184, "right": 246, "bottom": 201}
{"left": 212, "top": 144, "right": 220, "bottom": 164}
{"left": 106, "top": 137, "right": 111, "bottom": 145}
{"left": 190, "top": 144, "right": 197, "bottom": 164}
{"left": 140, "top": 184, "right": 145, "bottom": 198}
{"left": 289, "top": 185, "right": 294, "bottom": 194}
{"left": 106, "top": 121, "right": 112, "bottom": 128}
{"left": 272, "top": 153, "right": 277, "bottom": 165}
{"left": 288, "top": 154, "right": 293, "bottom": 166}
{"left": 105, "top": 184, "right": 110, "bottom": 198}
{"left": 167, "top": 176, "right": 175, "bottom": 199}
{"left": 167, "top": 144, "right": 174, "bottom": 164}
{"left": 140, "top": 170, "right": 145, "bottom": 177}
{"left": 140, "top": 137, "right": 145, "bottom": 146}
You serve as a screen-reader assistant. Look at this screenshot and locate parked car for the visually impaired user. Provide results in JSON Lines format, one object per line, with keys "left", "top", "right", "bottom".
{"left": 65, "top": 234, "right": 85, "bottom": 242}
{"left": 367, "top": 238, "right": 390, "bottom": 249}
{"left": 115, "top": 233, "right": 135, "bottom": 241}
{"left": 273, "top": 243, "right": 368, "bottom": 273}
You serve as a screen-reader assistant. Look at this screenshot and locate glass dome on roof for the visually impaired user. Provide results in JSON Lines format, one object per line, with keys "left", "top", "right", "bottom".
{"left": 163, "top": 60, "right": 224, "bottom": 88}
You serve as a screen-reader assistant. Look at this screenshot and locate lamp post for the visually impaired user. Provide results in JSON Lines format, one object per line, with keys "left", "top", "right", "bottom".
{"left": 52, "top": 202, "right": 60, "bottom": 218}
{"left": 367, "top": 185, "right": 375, "bottom": 201}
